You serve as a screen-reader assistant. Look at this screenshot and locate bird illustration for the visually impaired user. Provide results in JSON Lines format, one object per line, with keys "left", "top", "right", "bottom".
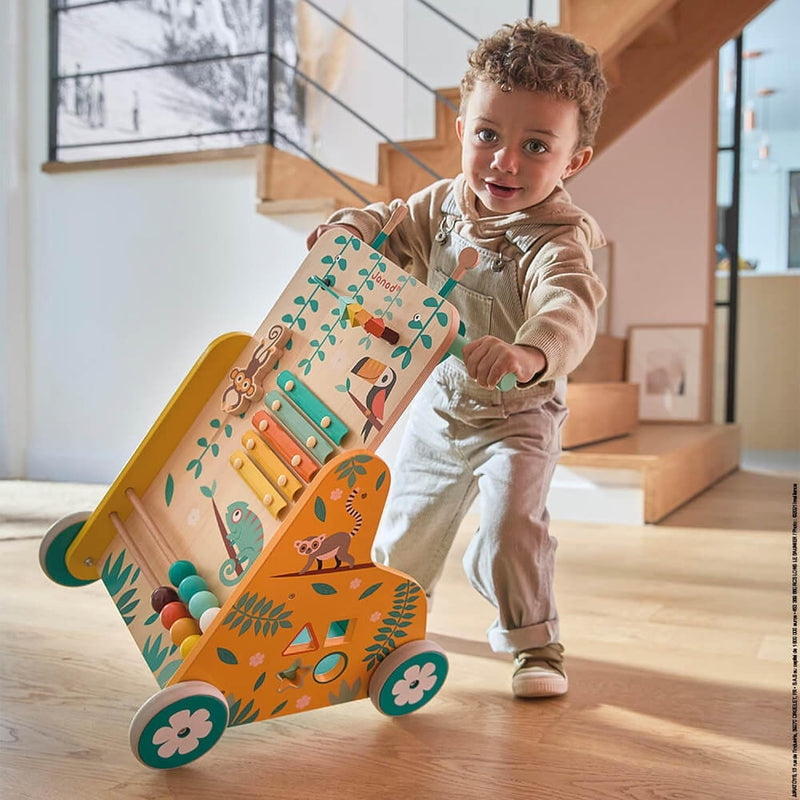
{"left": 350, "top": 357, "right": 398, "bottom": 440}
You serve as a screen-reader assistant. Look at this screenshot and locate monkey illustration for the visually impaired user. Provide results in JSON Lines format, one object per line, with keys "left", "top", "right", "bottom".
{"left": 294, "top": 487, "right": 366, "bottom": 574}
{"left": 220, "top": 324, "right": 288, "bottom": 413}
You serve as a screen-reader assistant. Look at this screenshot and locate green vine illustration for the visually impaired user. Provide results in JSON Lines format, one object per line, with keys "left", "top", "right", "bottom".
{"left": 102, "top": 549, "right": 141, "bottom": 626}
{"left": 290, "top": 237, "right": 398, "bottom": 376}
{"left": 186, "top": 418, "right": 233, "bottom": 479}
{"left": 157, "top": 660, "right": 182, "bottom": 688}
{"left": 334, "top": 454, "right": 371, "bottom": 488}
{"left": 392, "top": 293, "right": 450, "bottom": 370}
{"left": 281, "top": 235, "right": 356, "bottom": 335}
{"left": 298, "top": 321, "right": 338, "bottom": 375}
{"left": 221, "top": 592, "right": 294, "bottom": 638}
{"left": 226, "top": 693, "right": 260, "bottom": 727}
{"left": 143, "top": 632, "right": 178, "bottom": 675}
{"left": 363, "top": 580, "right": 421, "bottom": 671}
{"left": 329, "top": 677, "right": 362, "bottom": 705}
{"left": 357, "top": 259, "right": 409, "bottom": 351}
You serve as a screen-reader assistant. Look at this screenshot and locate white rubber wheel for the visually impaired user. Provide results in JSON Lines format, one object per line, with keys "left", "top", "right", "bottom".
{"left": 129, "top": 681, "right": 229, "bottom": 769}
{"left": 368, "top": 639, "right": 448, "bottom": 717}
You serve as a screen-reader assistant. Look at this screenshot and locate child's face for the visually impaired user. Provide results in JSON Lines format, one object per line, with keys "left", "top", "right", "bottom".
{"left": 457, "top": 79, "right": 592, "bottom": 215}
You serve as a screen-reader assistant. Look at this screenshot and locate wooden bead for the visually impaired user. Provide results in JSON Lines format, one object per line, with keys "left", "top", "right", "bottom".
{"left": 168, "top": 560, "right": 196, "bottom": 587}
{"left": 160, "top": 601, "right": 191, "bottom": 630}
{"left": 150, "top": 585, "right": 179, "bottom": 613}
{"left": 199, "top": 606, "right": 221, "bottom": 633}
{"left": 188, "top": 590, "right": 219, "bottom": 620}
{"left": 177, "top": 574, "right": 208, "bottom": 604}
{"left": 180, "top": 634, "right": 202, "bottom": 659}
{"left": 170, "top": 616, "right": 201, "bottom": 646}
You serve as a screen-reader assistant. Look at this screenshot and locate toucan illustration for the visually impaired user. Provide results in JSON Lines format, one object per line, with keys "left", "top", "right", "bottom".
{"left": 350, "top": 356, "right": 398, "bottom": 440}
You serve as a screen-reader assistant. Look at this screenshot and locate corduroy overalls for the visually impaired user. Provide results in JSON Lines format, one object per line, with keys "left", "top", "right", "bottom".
{"left": 374, "top": 192, "right": 568, "bottom": 653}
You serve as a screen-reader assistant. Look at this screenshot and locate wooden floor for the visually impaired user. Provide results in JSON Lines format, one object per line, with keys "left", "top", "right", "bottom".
{"left": 0, "top": 469, "right": 793, "bottom": 799}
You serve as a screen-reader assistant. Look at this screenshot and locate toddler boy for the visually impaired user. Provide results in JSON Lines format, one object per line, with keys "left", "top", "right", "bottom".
{"left": 307, "top": 20, "right": 607, "bottom": 697}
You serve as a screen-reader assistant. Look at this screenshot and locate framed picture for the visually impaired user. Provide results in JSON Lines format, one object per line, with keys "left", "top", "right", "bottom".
{"left": 593, "top": 242, "right": 613, "bottom": 335}
{"left": 49, "top": 0, "right": 305, "bottom": 163}
{"left": 626, "top": 324, "right": 707, "bottom": 422}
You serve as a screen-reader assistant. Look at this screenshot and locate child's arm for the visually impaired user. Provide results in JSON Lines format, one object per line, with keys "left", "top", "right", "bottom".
{"left": 461, "top": 337, "right": 546, "bottom": 390}
{"left": 514, "top": 230, "right": 607, "bottom": 384}
{"left": 303, "top": 180, "right": 452, "bottom": 280}
{"left": 306, "top": 223, "right": 361, "bottom": 250}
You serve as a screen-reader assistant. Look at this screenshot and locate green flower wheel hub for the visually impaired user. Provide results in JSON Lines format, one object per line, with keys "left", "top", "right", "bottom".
{"left": 39, "top": 511, "right": 97, "bottom": 587}
{"left": 369, "top": 640, "right": 448, "bottom": 716}
{"left": 129, "top": 682, "right": 230, "bottom": 769}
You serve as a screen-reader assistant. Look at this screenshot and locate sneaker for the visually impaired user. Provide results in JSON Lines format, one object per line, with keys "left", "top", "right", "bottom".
{"left": 512, "top": 643, "right": 568, "bottom": 698}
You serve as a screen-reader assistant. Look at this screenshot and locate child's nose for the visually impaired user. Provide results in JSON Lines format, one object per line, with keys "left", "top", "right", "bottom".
{"left": 491, "top": 146, "right": 519, "bottom": 174}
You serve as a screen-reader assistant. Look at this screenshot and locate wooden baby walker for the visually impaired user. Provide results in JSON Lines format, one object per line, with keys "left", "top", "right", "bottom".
{"left": 39, "top": 207, "right": 518, "bottom": 768}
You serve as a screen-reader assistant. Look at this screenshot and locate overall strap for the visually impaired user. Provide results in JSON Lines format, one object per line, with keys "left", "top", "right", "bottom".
{"left": 440, "top": 190, "right": 460, "bottom": 217}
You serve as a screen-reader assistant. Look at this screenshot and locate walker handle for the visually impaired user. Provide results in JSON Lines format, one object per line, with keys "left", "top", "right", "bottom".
{"left": 447, "top": 334, "right": 518, "bottom": 392}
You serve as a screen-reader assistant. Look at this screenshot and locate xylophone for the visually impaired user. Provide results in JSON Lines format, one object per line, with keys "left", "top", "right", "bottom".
{"left": 39, "top": 211, "right": 507, "bottom": 769}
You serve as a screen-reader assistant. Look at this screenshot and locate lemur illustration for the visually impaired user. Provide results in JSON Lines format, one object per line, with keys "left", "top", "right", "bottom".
{"left": 294, "top": 487, "right": 366, "bottom": 574}
{"left": 219, "top": 501, "right": 264, "bottom": 586}
{"left": 220, "top": 324, "right": 287, "bottom": 413}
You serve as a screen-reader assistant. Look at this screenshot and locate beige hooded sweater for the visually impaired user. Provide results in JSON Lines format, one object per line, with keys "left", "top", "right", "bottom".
{"left": 327, "top": 174, "right": 607, "bottom": 384}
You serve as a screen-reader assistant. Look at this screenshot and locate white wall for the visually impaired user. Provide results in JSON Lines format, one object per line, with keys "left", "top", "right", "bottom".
{"left": 0, "top": 0, "right": 30, "bottom": 479}
{"left": 4, "top": 0, "right": 328, "bottom": 482}
{"left": 569, "top": 63, "right": 717, "bottom": 337}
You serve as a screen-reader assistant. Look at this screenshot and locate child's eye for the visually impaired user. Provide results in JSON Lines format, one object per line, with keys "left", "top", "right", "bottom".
{"left": 524, "top": 139, "right": 547, "bottom": 154}
{"left": 476, "top": 128, "right": 497, "bottom": 143}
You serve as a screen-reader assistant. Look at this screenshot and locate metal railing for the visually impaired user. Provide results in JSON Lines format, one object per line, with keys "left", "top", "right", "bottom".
{"left": 48, "top": 0, "right": 537, "bottom": 200}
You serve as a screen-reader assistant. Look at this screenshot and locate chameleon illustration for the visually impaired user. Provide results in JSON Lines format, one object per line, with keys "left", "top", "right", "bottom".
{"left": 219, "top": 501, "right": 264, "bottom": 586}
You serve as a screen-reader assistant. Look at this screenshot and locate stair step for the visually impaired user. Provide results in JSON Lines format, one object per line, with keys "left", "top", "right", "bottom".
{"left": 551, "top": 423, "right": 740, "bottom": 524}
{"left": 562, "top": 381, "right": 639, "bottom": 449}
{"left": 255, "top": 145, "right": 390, "bottom": 210}
{"left": 256, "top": 198, "right": 343, "bottom": 217}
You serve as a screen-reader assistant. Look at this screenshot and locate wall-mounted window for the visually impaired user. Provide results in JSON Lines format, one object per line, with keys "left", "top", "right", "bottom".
{"left": 48, "top": 0, "right": 304, "bottom": 164}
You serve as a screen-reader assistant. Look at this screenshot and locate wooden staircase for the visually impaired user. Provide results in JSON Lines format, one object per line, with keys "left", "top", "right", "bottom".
{"left": 255, "top": 0, "right": 773, "bottom": 213}
{"left": 255, "top": 0, "right": 769, "bottom": 525}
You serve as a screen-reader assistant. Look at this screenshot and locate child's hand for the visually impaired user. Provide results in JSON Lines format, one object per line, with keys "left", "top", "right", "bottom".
{"left": 461, "top": 336, "right": 546, "bottom": 389}
{"left": 306, "top": 223, "right": 362, "bottom": 250}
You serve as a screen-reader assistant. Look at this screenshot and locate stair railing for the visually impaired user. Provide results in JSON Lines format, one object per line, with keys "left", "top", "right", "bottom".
{"left": 269, "top": 0, "right": 537, "bottom": 203}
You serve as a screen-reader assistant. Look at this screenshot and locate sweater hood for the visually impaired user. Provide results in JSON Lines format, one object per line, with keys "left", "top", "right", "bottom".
{"left": 453, "top": 174, "right": 605, "bottom": 249}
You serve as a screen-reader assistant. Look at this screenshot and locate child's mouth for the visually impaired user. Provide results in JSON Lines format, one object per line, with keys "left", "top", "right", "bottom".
{"left": 485, "top": 182, "right": 521, "bottom": 199}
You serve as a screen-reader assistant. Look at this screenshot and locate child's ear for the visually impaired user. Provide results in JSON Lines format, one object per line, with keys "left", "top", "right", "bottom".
{"left": 562, "top": 146, "right": 593, "bottom": 180}
{"left": 456, "top": 116, "right": 464, "bottom": 143}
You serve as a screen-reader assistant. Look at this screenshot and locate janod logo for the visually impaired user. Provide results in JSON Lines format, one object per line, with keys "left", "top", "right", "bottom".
{"left": 370, "top": 271, "right": 399, "bottom": 293}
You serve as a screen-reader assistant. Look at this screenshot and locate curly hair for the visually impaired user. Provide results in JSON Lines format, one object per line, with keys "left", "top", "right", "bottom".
{"left": 460, "top": 20, "right": 607, "bottom": 150}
